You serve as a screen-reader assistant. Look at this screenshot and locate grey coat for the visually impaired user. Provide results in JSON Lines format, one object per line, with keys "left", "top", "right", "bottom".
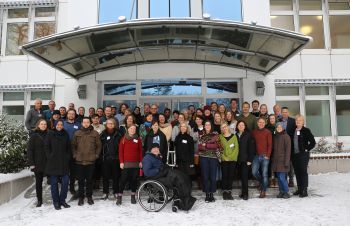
{"left": 25, "top": 108, "right": 44, "bottom": 130}
{"left": 272, "top": 131, "right": 291, "bottom": 173}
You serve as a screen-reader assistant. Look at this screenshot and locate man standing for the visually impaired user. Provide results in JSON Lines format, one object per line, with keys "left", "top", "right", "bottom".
{"left": 238, "top": 102, "right": 257, "bottom": 131}
{"left": 100, "top": 106, "right": 113, "bottom": 125}
{"left": 273, "top": 104, "right": 282, "bottom": 121}
{"left": 150, "top": 104, "right": 159, "bottom": 120}
{"left": 251, "top": 100, "right": 260, "bottom": 118}
{"left": 25, "top": 98, "right": 44, "bottom": 132}
{"left": 43, "top": 100, "right": 56, "bottom": 120}
{"left": 59, "top": 106, "right": 67, "bottom": 120}
{"left": 252, "top": 118, "right": 272, "bottom": 198}
{"left": 72, "top": 117, "right": 102, "bottom": 206}
{"left": 230, "top": 98, "right": 240, "bottom": 118}
{"left": 281, "top": 107, "right": 296, "bottom": 187}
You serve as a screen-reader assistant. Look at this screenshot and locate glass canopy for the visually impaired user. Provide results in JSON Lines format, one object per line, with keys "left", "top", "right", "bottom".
{"left": 22, "top": 19, "right": 311, "bottom": 78}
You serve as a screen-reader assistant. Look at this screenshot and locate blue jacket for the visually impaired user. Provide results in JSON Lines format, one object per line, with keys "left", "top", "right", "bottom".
{"left": 43, "top": 109, "right": 54, "bottom": 120}
{"left": 142, "top": 152, "right": 163, "bottom": 177}
{"left": 63, "top": 120, "right": 81, "bottom": 140}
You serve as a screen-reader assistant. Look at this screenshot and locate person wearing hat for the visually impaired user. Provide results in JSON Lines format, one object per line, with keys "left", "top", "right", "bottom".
{"left": 49, "top": 110, "right": 61, "bottom": 130}
{"left": 272, "top": 122, "right": 291, "bottom": 199}
{"left": 142, "top": 143, "right": 196, "bottom": 211}
{"left": 202, "top": 105, "right": 213, "bottom": 122}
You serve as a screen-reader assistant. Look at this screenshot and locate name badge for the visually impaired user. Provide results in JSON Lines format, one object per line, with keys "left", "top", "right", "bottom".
{"left": 74, "top": 125, "right": 78, "bottom": 129}
{"left": 133, "top": 139, "right": 138, "bottom": 143}
{"left": 38, "top": 114, "right": 42, "bottom": 118}
{"left": 107, "top": 136, "right": 110, "bottom": 140}
{"left": 230, "top": 144, "right": 234, "bottom": 148}
{"left": 236, "top": 114, "right": 240, "bottom": 117}
{"left": 297, "top": 131, "right": 300, "bottom": 136}
{"left": 182, "top": 140, "right": 188, "bottom": 144}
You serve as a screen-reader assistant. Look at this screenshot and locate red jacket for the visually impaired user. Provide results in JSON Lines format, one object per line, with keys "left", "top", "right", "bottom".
{"left": 119, "top": 136, "right": 143, "bottom": 164}
{"left": 252, "top": 128, "right": 272, "bottom": 158}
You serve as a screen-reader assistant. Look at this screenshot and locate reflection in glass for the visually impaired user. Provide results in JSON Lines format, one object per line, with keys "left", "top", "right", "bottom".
{"left": 299, "top": 16, "right": 324, "bottom": 49}
{"left": 336, "top": 100, "right": 350, "bottom": 136}
{"left": 336, "top": 86, "right": 350, "bottom": 95}
{"left": 276, "top": 100, "right": 300, "bottom": 116}
{"left": 329, "top": 16, "right": 350, "bottom": 49}
{"left": 170, "top": 0, "right": 189, "bottom": 17}
{"left": 34, "top": 22, "right": 56, "bottom": 39}
{"left": 305, "top": 86, "right": 329, "bottom": 95}
{"left": 270, "top": 0, "right": 293, "bottom": 11}
{"left": 99, "top": 0, "right": 137, "bottom": 23}
{"left": 2, "top": 106, "right": 25, "bottom": 122}
{"left": 103, "top": 100, "right": 137, "bottom": 110}
{"left": 6, "top": 23, "right": 28, "bottom": 55}
{"left": 276, "top": 87, "right": 299, "bottom": 96}
{"left": 3, "top": 92, "right": 25, "bottom": 101}
{"left": 270, "top": 15, "right": 295, "bottom": 31}
{"left": 176, "top": 101, "right": 200, "bottom": 111}
{"left": 207, "top": 82, "right": 238, "bottom": 94}
{"left": 141, "top": 80, "right": 202, "bottom": 96}
{"left": 31, "top": 91, "right": 52, "bottom": 100}
{"left": 329, "top": 0, "right": 350, "bottom": 10}
{"left": 305, "top": 100, "right": 331, "bottom": 137}
{"left": 206, "top": 98, "right": 232, "bottom": 108}
{"left": 203, "top": 0, "right": 242, "bottom": 21}
{"left": 35, "top": 7, "right": 56, "bottom": 17}
{"left": 299, "top": 0, "right": 322, "bottom": 10}
{"left": 8, "top": 8, "right": 28, "bottom": 18}
{"left": 150, "top": 0, "right": 170, "bottom": 18}
{"left": 104, "top": 84, "right": 136, "bottom": 95}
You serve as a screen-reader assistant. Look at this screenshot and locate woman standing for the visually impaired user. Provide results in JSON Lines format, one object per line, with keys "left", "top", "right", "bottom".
{"left": 171, "top": 113, "right": 191, "bottom": 142}
{"left": 48, "top": 110, "right": 61, "bottom": 130}
{"left": 198, "top": 120, "right": 221, "bottom": 203}
{"left": 236, "top": 120, "right": 255, "bottom": 200}
{"left": 174, "top": 122, "right": 195, "bottom": 177}
{"left": 27, "top": 119, "right": 48, "bottom": 207}
{"left": 192, "top": 115, "right": 204, "bottom": 188}
{"left": 159, "top": 113, "right": 172, "bottom": 142}
{"left": 272, "top": 123, "right": 291, "bottom": 199}
{"left": 218, "top": 104, "right": 226, "bottom": 120}
{"left": 225, "top": 111, "right": 237, "bottom": 134}
{"left": 100, "top": 118, "right": 122, "bottom": 200}
{"left": 266, "top": 114, "right": 277, "bottom": 134}
{"left": 132, "top": 106, "right": 143, "bottom": 125}
{"left": 219, "top": 122, "right": 239, "bottom": 200}
{"left": 119, "top": 114, "right": 138, "bottom": 136}
{"left": 45, "top": 120, "right": 71, "bottom": 210}
{"left": 213, "top": 112, "right": 222, "bottom": 134}
{"left": 117, "top": 124, "right": 143, "bottom": 205}
{"left": 143, "top": 120, "right": 168, "bottom": 164}
{"left": 292, "top": 114, "right": 315, "bottom": 198}
{"left": 139, "top": 113, "right": 153, "bottom": 144}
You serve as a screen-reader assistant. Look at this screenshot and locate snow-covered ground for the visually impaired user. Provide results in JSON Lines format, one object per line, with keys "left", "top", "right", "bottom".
{"left": 0, "top": 172, "right": 350, "bottom": 226}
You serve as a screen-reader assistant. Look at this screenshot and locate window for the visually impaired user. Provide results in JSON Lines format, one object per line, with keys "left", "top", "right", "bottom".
{"left": 170, "top": 0, "right": 190, "bottom": 17}
{"left": 299, "top": 0, "right": 322, "bottom": 10}
{"left": 6, "top": 23, "right": 28, "bottom": 55}
{"left": 329, "top": 0, "right": 350, "bottom": 10}
{"left": 2, "top": 106, "right": 25, "bottom": 122}
{"left": 299, "top": 16, "right": 325, "bottom": 49}
{"left": 305, "top": 100, "right": 331, "bottom": 137}
{"left": 35, "top": 7, "right": 55, "bottom": 17}
{"left": 104, "top": 84, "right": 136, "bottom": 95}
{"left": 206, "top": 98, "right": 232, "bottom": 108}
{"left": 99, "top": 0, "right": 137, "bottom": 23}
{"left": 336, "top": 86, "right": 350, "bottom": 95}
{"left": 203, "top": 0, "right": 242, "bottom": 21}
{"left": 329, "top": 15, "right": 350, "bottom": 48}
{"left": 305, "top": 86, "right": 329, "bottom": 95}
{"left": 8, "top": 8, "right": 28, "bottom": 18}
{"left": 207, "top": 82, "right": 238, "bottom": 94}
{"left": 276, "top": 100, "right": 300, "bottom": 117}
{"left": 276, "top": 87, "right": 299, "bottom": 96}
{"left": 270, "top": 0, "right": 293, "bottom": 11}
{"left": 103, "top": 100, "right": 137, "bottom": 110}
{"left": 150, "top": 0, "right": 170, "bottom": 18}
{"left": 141, "top": 80, "right": 202, "bottom": 96}
{"left": 30, "top": 91, "right": 52, "bottom": 100}
{"left": 3, "top": 92, "right": 24, "bottom": 101}
{"left": 336, "top": 100, "right": 350, "bottom": 136}
{"left": 270, "top": 15, "right": 295, "bottom": 31}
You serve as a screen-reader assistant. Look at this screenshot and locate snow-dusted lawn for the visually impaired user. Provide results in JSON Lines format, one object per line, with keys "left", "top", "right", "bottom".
{"left": 0, "top": 169, "right": 33, "bottom": 184}
{"left": 0, "top": 172, "right": 349, "bottom": 226}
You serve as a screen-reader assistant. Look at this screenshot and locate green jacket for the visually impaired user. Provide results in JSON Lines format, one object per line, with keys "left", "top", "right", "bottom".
{"left": 219, "top": 134, "right": 239, "bottom": 162}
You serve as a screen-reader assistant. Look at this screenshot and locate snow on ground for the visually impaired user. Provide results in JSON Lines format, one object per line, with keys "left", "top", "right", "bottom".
{"left": 0, "top": 169, "right": 33, "bottom": 183}
{"left": 0, "top": 172, "right": 350, "bottom": 226}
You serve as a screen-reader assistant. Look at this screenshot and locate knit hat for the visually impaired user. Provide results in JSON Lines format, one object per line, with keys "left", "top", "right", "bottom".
{"left": 151, "top": 143, "right": 160, "bottom": 149}
{"left": 53, "top": 110, "right": 60, "bottom": 115}
{"left": 203, "top": 105, "right": 211, "bottom": 111}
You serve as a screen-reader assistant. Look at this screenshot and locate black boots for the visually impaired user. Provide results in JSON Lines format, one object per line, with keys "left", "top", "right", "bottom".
{"left": 131, "top": 195, "right": 136, "bottom": 204}
{"left": 36, "top": 200, "right": 42, "bottom": 207}
{"left": 116, "top": 196, "right": 122, "bottom": 205}
{"left": 223, "top": 191, "right": 233, "bottom": 200}
{"left": 87, "top": 197, "right": 94, "bottom": 205}
{"left": 205, "top": 193, "right": 210, "bottom": 203}
{"left": 78, "top": 197, "right": 84, "bottom": 206}
{"left": 54, "top": 203, "right": 61, "bottom": 210}
{"left": 209, "top": 193, "right": 215, "bottom": 202}
{"left": 299, "top": 188, "right": 308, "bottom": 198}
{"left": 293, "top": 187, "right": 301, "bottom": 196}
{"left": 61, "top": 202, "right": 71, "bottom": 208}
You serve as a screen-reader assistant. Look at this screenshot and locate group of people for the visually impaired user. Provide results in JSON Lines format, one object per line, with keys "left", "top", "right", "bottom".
{"left": 26, "top": 97, "right": 316, "bottom": 211}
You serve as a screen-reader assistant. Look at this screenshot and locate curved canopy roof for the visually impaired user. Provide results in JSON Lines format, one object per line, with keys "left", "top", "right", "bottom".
{"left": 22, "top": 18, "right": 311, "bottom": 78}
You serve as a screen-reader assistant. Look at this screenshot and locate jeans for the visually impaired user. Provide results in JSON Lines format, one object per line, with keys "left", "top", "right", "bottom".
{"left": 276, "top": 172, "right": 289, "bottom": 193}
{"left": 50, "top": 175, "right": 69, "bottom": 205}
{"left": 200, "top": 157, "right": 218, "bottom": 193}
{"left": 102, "top": 159, "right": 121, "bottom": 194}
{"left": 76, "top": 164, "right": 95, "bottom": 198}
{"left": 252, "top": 155, "right": 269, "bottom": 192}
{"left": 221, "top": 161, "right": 236, "bottom": 191}
{"left": 34, "top": 172, "right": 44, "bottom": 202}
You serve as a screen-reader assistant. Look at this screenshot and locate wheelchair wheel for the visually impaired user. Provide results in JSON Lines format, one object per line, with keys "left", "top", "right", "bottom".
{"left": 137, "top": 180, "right": 168, "bottom": 212}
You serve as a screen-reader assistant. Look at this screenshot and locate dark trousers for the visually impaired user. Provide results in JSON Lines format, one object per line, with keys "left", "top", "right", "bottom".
{"left": 200, "top": 157, "right": 218, "bottom": 193}
{"left": 221, "top": 161, "right": 236, "bottom": 191}
{"left": 50, "top": 175, "right": 69, "bottom": 205}
{"left": 239, "top": 162, "right": 249, "bottom": 196}
{"left": 76, "top": 164, "right": 95, "bottom": 198}
{"left": 119, "top": 168, "right": 139, "bottom": 193}
{"left": 292, "top": 152, "right": 310, "bottom": 189}
{"left": 69, "top": 161, "right": 76, "bottom": 191}
{"left": 34, "top": 172, "right": 44, "bottom": 202}
{"left": 102, "top": 159, "right": 121, "bottom": 194}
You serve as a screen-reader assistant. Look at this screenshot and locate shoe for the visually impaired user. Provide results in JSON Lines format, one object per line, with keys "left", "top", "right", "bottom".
{"left": 205, "top": 193, "right": 210, "bottom": 203}
{"left": 36, "top": 200, "right": 42, "bottom": 207}
{"left": 259, "top": 191, "right": 266, "bottom": 198}
{"left": 226, "top": 191, "right": 233, "bottom": 200}
{"left": 61, "top": 202, "right": 71, "bottom": 208}
{"left": 288, "top": 179, "right": 295, "bottom": 187}
{"left": 54, "top": 204, "right": 61, "bottom": 210}
{"left": 299, "top": 188, "right": 308, "bottom": 198}
{"left": 102, "top": 193, "right": 108, "bottom": 200}
{"left": 71, "top": 192, "right": 79, "bottom": 200}
{"left": 293, "top": 187, "right": 301, "bottom": 196}
{"left": 78, "top": 198, "right": 84, "bottom": 206}
{"left": 277, "top": 192, "right": 284, "bottom": 198}
{"left": 70, "top": 188, "right": 76, "bottom": 195}
{"left": 283, "top": 193, "right": 291, "bottom": 199}
{"left": 242, "top": 195, "right": 248, "bottom": 200}
{"left": 87, "top": 197, "right": 94, "bottom": 205}
{"left": 131, "top": 195, "right": 136, "bottom": 204}
{"left": 116, "top": 196, "right": 122, "bottom": 205}
{"left": 209, "top": 193, "right": 215, "bottom": 202}
{"left": 222, "top": 191, "right": 228, "bottom": 200}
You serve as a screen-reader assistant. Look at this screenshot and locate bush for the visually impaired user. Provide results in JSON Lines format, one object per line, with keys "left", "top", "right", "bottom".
{"left": 0, "top": 115, "right": 29, "bottom": 173}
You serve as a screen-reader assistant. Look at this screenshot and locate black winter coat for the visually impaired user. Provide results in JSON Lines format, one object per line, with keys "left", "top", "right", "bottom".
{"left": 100, "top": 129, "right": 122, "bottom": 161}
{"left": 45, "top": 129, "right": 71, "bottom": 176}
{"left": 292, "top": 126, "right": 316, "bottom": 153}
{"left": 236, "top": 131, "right": 255, "bottom": 163}
{"left": 143, "top": 129, "right": 168, "bottom": 164}
{"left": 27, "top": 130, "right": 48, "bottom": 173}
{"left": 174, "top": 133, "right": 194, "bottom": 165}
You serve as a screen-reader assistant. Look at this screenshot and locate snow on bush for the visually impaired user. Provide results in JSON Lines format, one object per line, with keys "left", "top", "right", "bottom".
{"left": 0, "top": 114, "right": 29, "bottom": 174}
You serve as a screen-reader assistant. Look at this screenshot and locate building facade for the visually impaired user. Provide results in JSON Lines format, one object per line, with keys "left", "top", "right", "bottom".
{"left": 0, "top": 0, "right": 349, "bottom": 148}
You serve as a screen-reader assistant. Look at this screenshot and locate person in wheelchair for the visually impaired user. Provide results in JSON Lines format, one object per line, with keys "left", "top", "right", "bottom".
{"left": 142, "top": 143, "right": 196, "bottom": 211}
